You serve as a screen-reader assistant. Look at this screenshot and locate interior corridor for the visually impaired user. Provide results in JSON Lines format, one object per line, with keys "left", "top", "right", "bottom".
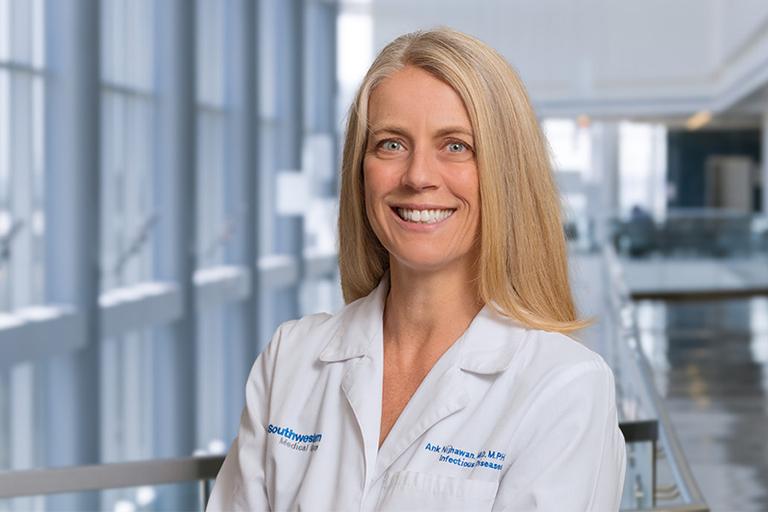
{"left": 636, "top": 297, "right": 768, "bottom": 511}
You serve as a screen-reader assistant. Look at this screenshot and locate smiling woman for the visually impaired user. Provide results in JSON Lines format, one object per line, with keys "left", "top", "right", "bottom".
{"left": 207, "top": 27, "right": 626, "bottom": 512}
{"left": 339, "top": 30, "right": 588, "bottom": 335}
{"left": 363, "top": 66, "right": 480, "bottom": 278}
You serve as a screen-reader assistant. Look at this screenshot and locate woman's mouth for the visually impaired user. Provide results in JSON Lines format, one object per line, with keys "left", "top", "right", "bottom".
{"left": 393, "top": 207, "right": 456, "bottom": 224}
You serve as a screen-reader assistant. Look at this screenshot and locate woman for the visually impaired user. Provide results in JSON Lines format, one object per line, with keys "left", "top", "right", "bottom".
{"left": 208, "top": 27, "right": 626, "bottom": 511}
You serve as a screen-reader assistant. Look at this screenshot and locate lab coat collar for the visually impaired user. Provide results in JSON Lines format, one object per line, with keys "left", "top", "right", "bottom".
{"left": 319, "top": 274, "right": 528, "bottom": 375}
{"left": 456, "top": 304, "right": 530, "bottom": 375}
{"left": 317, "top": 273, "right": 390, "bottom": 363}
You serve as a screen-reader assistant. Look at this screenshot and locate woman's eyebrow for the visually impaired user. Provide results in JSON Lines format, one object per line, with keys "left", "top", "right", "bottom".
{"left": 433, "top": 127, "right": 474, "bottom": 139}
{"left": 369, "top": 125, "right": 410, "bottom": 137}
{"left": 369, "top": 125, "right": 473, "bottom": 139}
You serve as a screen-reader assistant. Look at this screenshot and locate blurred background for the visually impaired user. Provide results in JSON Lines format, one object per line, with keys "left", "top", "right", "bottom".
{"left": 0, "top": 0, "right": 767, "bottom": 510}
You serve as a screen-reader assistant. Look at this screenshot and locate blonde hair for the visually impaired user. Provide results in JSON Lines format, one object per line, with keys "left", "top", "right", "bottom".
{"left": 337, "top": 27, "right": 589, "bottom": 334}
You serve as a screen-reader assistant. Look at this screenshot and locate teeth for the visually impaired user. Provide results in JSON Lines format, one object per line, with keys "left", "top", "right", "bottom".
{"left": 396, "top": 208, "right": 455, "bottom": 224}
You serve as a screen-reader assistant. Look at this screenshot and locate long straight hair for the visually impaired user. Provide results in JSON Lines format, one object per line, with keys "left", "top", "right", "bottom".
{"left": 338, "top": 28, "right": 588, "bottom": 334}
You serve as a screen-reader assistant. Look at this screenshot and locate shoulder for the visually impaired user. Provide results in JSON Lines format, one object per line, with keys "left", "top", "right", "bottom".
{"left": 262, "top": 310, "right": 338, "bottom": 362}
{"left": 274, "top": 311, "right": 337, "bottom": 344}
{"left": 482, "top": 324, "right": 621, "bottom": 456}
{"left": 258, "top": 291, "right": 374, "bottom": 367}
{"left": 473, "top": 308, "right": 613, "bottom": 385}
{"left": 476, "top": 309, "right": 616, "bottom": 401}
{"left": 510, "top": 327, "right": 617, "bottom": 410}
{"left": 525, "top": 329, "right": 612, "bottom": 377}
{"left": 246, "top": 294, "right": 380, "bottom": 404}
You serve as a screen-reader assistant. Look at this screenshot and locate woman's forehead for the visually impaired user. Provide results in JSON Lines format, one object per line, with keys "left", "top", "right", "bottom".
{"left": 367, "top": 67, "right": 472, "bottom": 133}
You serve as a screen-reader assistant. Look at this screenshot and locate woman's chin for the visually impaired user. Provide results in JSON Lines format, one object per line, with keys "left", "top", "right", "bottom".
{"left": 389, "top": 254, "right": 460, "bottom": 274}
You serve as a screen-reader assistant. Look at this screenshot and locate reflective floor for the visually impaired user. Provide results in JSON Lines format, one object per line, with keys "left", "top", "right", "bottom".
{"left": 636, "top": 296, "right": 768, "bottom": 512}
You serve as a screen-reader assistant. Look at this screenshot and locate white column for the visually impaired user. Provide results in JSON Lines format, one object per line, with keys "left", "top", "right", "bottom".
{"left": 305, "top": 0, "right": 338, "bottom": 195}
{"left": 650, "top": 125, "right": 668, "bottom": 221}
{"left": 8, "top": 7, "right": 38, "bottom": 512}
{"left": 590, "top": 122, "right": 621, "bottom": 246}
{"left": 43, "top": 0, "right": 101, "bottom": 509}
{"left": 762, "top": 107, "right": 768, "bottom": 214}
{"left": 152, "top": 0, "right": 197, "bottom": 457}
{"left": 274, "top": 0, "right": 305, "bottom": 318}
{"left": 221, "top": 0, "right": 260, "bottom": 440}
{"left": 152, "top": 2, "right": 198, "bottom": 509}
{"left": 9, "top": 0, "right": 33, "bottom": 309}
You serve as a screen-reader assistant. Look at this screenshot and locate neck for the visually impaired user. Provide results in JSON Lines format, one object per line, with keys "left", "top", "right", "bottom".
{"left": 383, "top": 259, "right": 483, "bottom": 358}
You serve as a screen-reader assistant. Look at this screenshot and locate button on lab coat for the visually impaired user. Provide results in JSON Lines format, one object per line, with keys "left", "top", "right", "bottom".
{"left": 207, "top": 277, "right": 626, "bottom": 511}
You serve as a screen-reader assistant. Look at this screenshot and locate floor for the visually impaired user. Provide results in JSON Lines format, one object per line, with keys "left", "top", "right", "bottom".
{"left": 635, "top": 297, "right": 768, "bottom": 512}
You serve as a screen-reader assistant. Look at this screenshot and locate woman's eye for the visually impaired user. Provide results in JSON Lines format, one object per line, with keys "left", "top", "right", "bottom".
{"left": 380, "top": 140, "right": 403, "bottom": 151}
{"left": 447, "top": 142, "right": 467, "bottom": 153}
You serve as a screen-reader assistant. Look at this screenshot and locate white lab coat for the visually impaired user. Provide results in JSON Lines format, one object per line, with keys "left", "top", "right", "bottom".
{"left": 207, "top": 276, "right": 626, "bottom": 511}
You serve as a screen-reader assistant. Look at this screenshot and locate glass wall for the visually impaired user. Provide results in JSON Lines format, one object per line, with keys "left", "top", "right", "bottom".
{"left": 0, "top": 0, "right": 343, "bottom": 509}
{"left": 0, "top": 0, "right": 45, "bottom": 308}
{"left": 0, "top": 2, "right": 46, "bottom": 511}
{"left": 99, "top": 0, "right": 156, "bottom": 480}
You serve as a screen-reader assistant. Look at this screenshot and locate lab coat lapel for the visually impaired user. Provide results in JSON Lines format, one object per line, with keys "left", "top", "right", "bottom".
{"left": 372, "top": 305, "right": 525, "bottom": 482}
{"left": 319, "top": 276, "right": 389, "bottom": 489}
{"left": 340, "top": 353, "right": 381, "bottom": 491}
{"left": 373, "top": 361, "right": 470, "bottom": 483}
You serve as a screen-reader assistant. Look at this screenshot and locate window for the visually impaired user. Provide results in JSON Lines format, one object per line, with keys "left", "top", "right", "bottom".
{"left": 99, "top": 2, "right": 157, "bottom": 509}
{"left": 195, "top": 0, "right": 230, "bottom": 449}
{"left": 0, "top": 3, "right": 45, "bottom": 512}
{"left": 543, "top": 118, "right": 592, "bottom": 235}
{"left": 0, "top": 0, "right": 45, "bottom": 311}
{"left": 0, "top": 1, "right": 344, "bottom": 509}
{"left": 100, "top": 0, "right": 155, "bottom": 292}
{"left": 619, "top": 122, "right": 667, "bottom": 219}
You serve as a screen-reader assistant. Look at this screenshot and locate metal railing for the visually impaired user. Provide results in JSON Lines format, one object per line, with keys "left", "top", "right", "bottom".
{"left": 610, "top": 209, "right": 768, "bottom": 259}
{"left": 604, "top": 245, "right": 709, "bottom": 512}
{"left": 0, "top": 423, "right": 662, "bottom": 511}
{"left": 0, "top": 455, "right": 224, "bottom": 509}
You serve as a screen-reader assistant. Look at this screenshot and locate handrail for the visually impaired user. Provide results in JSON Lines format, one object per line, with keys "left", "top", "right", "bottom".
{"left": 0, "top": 455, "right": 224, "bottom": 499}
{"left": 603, "top": 245, "right": 709, "bottom": 511}
{"left": 0, "top": 422, "right": 656, "bottom": 498}
{"left": 619, "top": 419, "right": 658, "bottom": 443}
{"left": 622, "top": 506, "right": 711, "bottom": 512}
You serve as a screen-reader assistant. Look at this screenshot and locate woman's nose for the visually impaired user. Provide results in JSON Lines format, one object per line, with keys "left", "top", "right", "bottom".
{"left": 401, "top": 148, "right": 439, "bottom": 191}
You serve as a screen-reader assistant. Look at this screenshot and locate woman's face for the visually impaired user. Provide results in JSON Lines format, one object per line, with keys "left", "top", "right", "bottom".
{"left": 363, "top": 66, "right": 480, "bottom": 274}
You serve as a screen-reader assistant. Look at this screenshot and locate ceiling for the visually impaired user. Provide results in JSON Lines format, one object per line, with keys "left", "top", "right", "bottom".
{"left": 366, "top": 0, "right": 768, "bottom": 122}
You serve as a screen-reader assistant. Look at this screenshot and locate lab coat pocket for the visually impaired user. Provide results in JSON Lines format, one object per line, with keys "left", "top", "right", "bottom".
{"left": 377, "top": 470, "right": 498, "bottom": 511}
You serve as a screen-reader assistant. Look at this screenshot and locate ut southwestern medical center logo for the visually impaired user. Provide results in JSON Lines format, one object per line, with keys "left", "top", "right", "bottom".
{"left": 267, "top": 424, "right": 322, "bottom": 452}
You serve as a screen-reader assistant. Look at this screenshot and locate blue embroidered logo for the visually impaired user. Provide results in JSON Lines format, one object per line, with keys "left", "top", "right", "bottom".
{"left": 424, "top": 442, "right": 505, "bottom": 471}
{"left": 267, "top": 424, "right": 322, "bottom": 452}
